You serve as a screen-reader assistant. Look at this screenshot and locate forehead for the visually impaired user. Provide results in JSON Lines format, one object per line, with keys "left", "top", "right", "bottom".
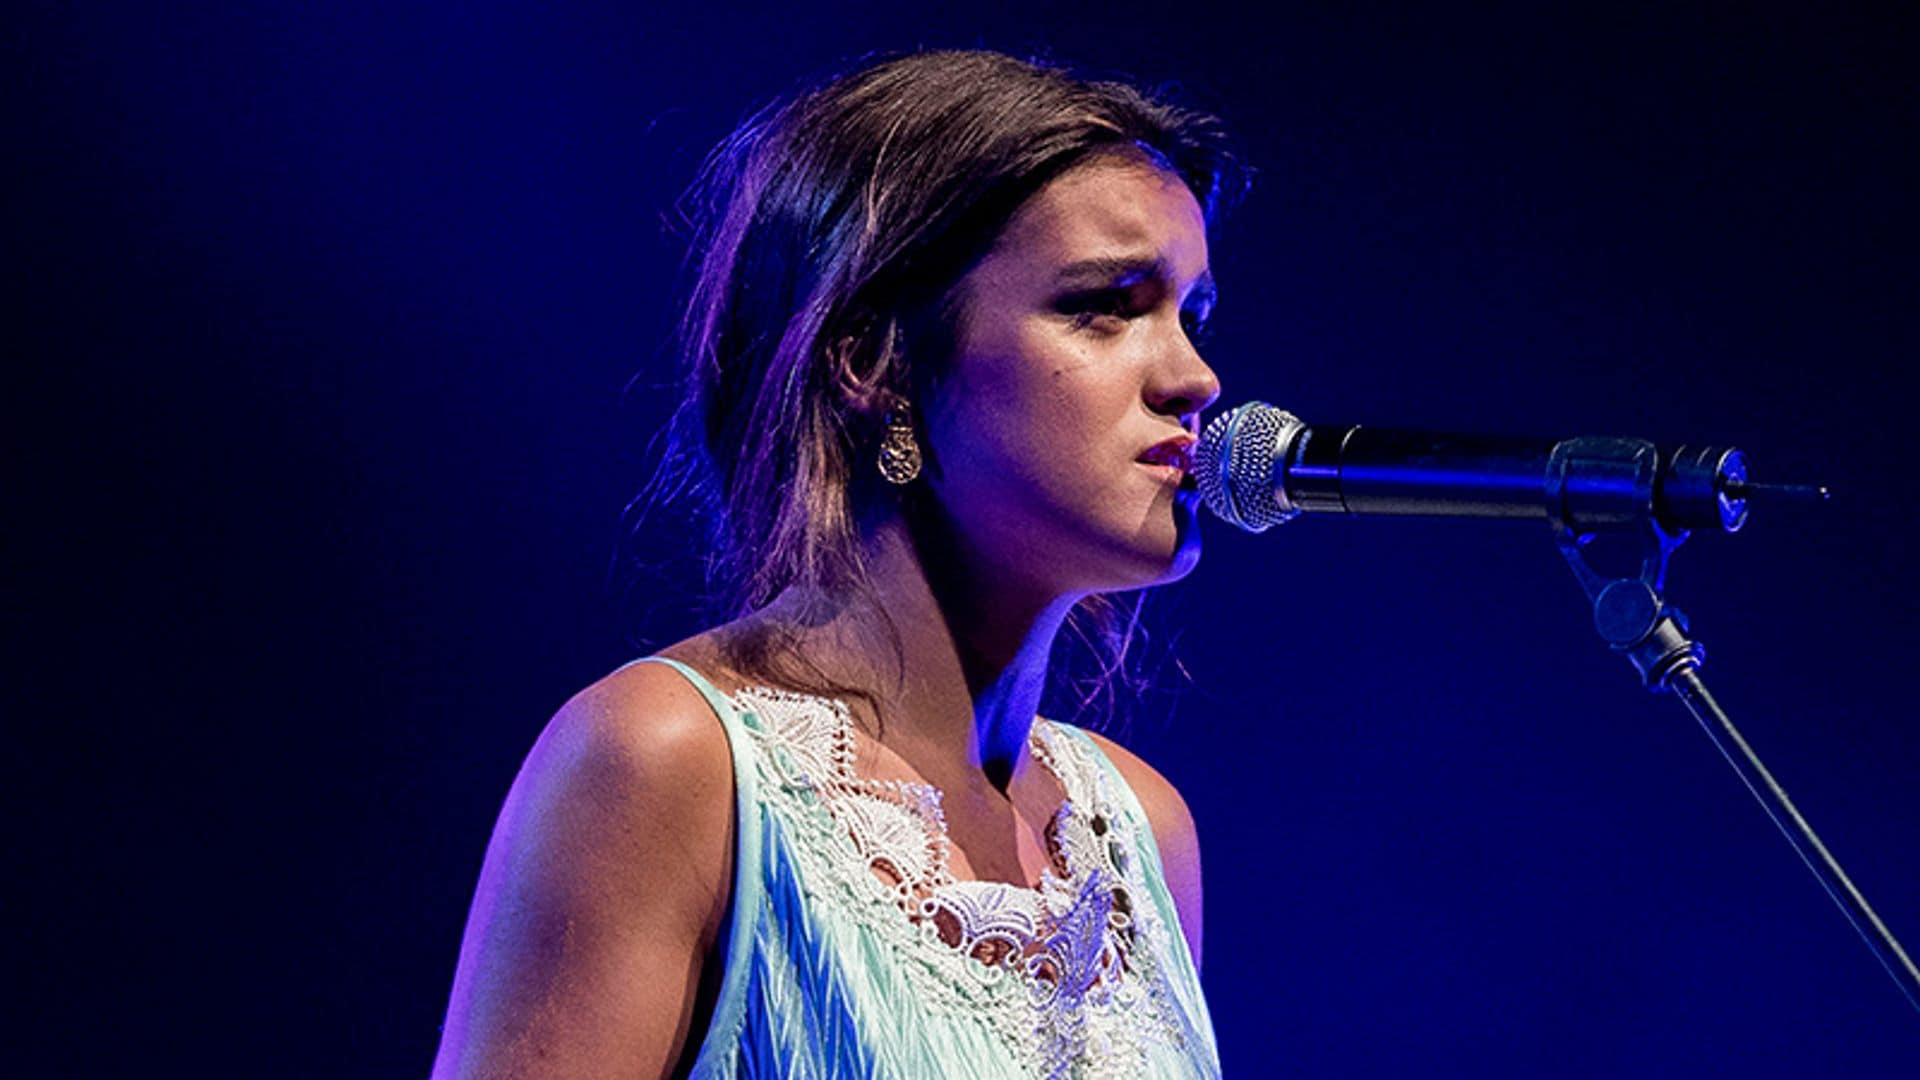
{"left": 981, "top": 156, "right": 1210, "bottom": 280}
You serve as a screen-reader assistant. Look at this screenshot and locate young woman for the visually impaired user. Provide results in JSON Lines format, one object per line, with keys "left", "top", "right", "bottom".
{"left": 434, "top": 49, "right": 1240, "bottom": 1078}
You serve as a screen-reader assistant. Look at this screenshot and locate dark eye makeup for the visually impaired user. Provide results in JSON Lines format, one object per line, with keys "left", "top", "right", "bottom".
{"left": 1056, "top": 288, "right": 1140, "bottom": 329}
{"left": 1055, "top": 285, "right": 1214, "bottom": 342}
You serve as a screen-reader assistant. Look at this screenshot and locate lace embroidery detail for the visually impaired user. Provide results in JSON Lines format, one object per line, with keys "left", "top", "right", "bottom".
{"left": 731, "top": 686, "right": 1192, "bottom": 1077}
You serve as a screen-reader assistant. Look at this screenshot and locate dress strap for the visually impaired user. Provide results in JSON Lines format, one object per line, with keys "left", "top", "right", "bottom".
{"left": 637, "top": 656, "right": 739, "bottom": 728}
{"left": 627, "top": 656, "right": 764, "bottom": 1067}
{"left": 1045, "top": 724, "right": 1203, "bottom": 978}
{"left": 1045, "top": 725, "right": 1161, "bottom": 855}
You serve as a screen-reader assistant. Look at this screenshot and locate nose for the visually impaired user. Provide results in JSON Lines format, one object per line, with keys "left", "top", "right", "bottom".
{"left": 1145, "top": 326, "right": 1222, "bottom": 427}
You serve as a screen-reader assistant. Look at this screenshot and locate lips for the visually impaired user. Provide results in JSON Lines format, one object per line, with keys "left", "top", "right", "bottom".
{"left": 1137, "top": 435, "right": 1197, "bottom": 474}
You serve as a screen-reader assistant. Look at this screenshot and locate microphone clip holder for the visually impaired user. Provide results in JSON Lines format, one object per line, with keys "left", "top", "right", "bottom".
{"left": 1543, "top": 435, "right": 1704, "bottom": 692}
{"left": 1540, "top": 437, "right": 1919, "bottom": 1011}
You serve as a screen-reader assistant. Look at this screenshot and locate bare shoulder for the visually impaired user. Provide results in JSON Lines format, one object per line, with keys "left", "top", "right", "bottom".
{"left": 506, "top": 655, "right": 740, "bottom": 850}
{"left": 538, "top": 653, "right": 735, "bottom": 792}
{"left": 485, "top": 654, "right": 740, "bottom": 935}
{"left": 432, "top": 654, "right": 737, "bottom": 1078}
{"left": 1081, "top": 729, "right": 1204, "bottom": 968}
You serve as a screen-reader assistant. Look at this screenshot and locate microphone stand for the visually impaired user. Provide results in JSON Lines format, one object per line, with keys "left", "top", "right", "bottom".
{"left": 1544, "top": 438, "right": 1920, "bottom": 1013}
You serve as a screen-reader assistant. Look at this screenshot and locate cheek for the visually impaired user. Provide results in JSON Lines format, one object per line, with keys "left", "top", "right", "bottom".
{"left": 927, "top": 332, "right": 1074, "bottom": 464}
{"left": 929, "top": 313, "right": 1151, "bottom": 504}
{"left": 950, "top": 394, "right": 1115, "bottom": 497}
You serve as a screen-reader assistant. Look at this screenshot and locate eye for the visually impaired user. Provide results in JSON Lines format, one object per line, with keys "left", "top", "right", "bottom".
{"left": 1057, "top": 288, "right": 1139, "bottom": 332}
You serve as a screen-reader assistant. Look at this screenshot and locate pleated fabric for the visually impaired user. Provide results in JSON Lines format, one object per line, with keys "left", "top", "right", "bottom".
{"left": 644, "top": 658, "right": 1221, "bottom": 1079}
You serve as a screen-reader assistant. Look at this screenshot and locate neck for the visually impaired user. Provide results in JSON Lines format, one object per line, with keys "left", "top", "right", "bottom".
{"left": 747, "top": 516, "right": 1078, "bottom": 791}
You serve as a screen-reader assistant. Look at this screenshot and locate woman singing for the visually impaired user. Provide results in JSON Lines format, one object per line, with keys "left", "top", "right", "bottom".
{"left": 434, "top": 49, "right": 1239, "bottom": 1078}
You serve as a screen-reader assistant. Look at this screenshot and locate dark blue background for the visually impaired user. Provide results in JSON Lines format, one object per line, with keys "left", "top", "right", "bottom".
{"left": 17, "top": 3, "right": 1918, "bottom": 1075}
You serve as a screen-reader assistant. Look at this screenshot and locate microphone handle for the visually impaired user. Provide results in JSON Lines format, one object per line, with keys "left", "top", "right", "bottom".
{"left": 1284, "top": 426, "right": 1750, "bottom": 533}
{"left": 1289, "top": 426, "right": 1556, "bottom": 519}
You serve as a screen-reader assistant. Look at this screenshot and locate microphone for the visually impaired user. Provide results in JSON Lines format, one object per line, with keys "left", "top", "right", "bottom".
{"left": 1193, "top": 402, "right": 1825, "bottom": 536}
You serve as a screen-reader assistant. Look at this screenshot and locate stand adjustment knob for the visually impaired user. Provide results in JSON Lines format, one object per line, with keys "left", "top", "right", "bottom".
{"left": 1594, "top": 580, "right": 1660, "bottom": 646}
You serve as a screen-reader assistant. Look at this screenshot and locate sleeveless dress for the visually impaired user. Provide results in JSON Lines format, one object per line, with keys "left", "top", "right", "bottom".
{"left": 643, "top": 658, "right": 1221, "bottom": 1079}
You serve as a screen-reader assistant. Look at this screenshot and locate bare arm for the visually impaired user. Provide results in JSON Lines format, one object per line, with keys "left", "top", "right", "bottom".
{"left": 432, "top": 663, "right": 735, "bottom": 1079}
{"left": 1085, "top": 731, "right": 1203, "bottom": 972}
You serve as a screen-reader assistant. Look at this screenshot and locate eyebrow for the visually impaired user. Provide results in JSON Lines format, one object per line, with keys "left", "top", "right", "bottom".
{"left": 1054, "top": 255, "right": 1216, "bottom": 306}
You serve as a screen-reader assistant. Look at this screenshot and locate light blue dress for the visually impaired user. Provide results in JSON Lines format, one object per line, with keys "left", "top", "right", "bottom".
{"left": 644, "top": 658, "right": 1221, "bottom": 1079}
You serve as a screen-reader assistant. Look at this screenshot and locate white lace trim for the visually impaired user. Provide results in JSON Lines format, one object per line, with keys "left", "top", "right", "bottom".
{"left": 731, "top": 687, "right": 1192, "bottom": 1077}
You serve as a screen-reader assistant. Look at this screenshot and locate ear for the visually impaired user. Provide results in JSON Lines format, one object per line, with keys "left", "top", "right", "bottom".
{"left": 827, "top": 315, "right": 905, "bottom": 419}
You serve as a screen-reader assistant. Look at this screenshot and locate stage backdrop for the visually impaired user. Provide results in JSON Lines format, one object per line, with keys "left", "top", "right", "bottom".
{"left": 18, "top": 3, "right": 1919, "bottom": 1075}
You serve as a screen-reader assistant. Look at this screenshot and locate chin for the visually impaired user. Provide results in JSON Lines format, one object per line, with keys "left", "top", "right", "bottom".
{"left": 1167, "top": 491, "right": 1207, "bottom": 575}
{"left": 1169, "top": 535, "right": 1204, "bottom": 580}
{"left": 1155, "top": 531, "right": 1203, "bottom": 586}
{"left": 1116, "top": 502, "right": 1205, "bottom": 591}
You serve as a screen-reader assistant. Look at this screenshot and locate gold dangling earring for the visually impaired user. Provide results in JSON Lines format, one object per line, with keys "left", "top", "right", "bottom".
{"left": 877, "top": 407, "right": 922, "bottom": 485}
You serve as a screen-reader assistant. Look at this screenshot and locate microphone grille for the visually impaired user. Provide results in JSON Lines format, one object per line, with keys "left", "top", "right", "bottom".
{"left": 1194, "top": 402, "right": 1305, "bottom": 532}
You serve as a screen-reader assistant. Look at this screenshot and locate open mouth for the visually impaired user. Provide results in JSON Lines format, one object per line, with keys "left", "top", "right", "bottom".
{"left": 1137, "top": 437, "right": 1202, "bottom": 496}
{"left": 1137, "top": 436, "right": 1196, "bottom": 475}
